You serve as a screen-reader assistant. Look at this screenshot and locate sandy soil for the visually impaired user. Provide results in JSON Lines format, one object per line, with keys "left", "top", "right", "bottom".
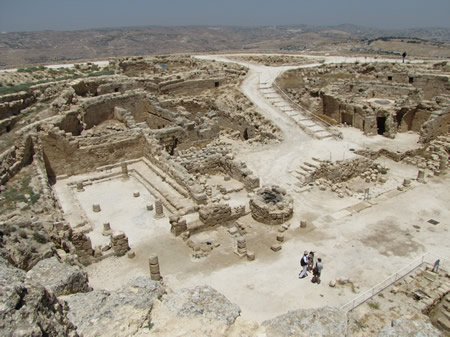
{"left": 75, "top": 54, "right": 448, "bottom": 323}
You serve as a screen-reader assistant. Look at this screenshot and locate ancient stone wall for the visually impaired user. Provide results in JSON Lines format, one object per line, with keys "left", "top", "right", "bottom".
{"left": 42, "top": 131, "right": 145, "bottom": 177}
{"left": 160, "top": 78, "right": 224, "bottom": 95}
{"left": 0, "top": 134, "right": 34, "bottom": 184}
{"left": 0, "top": 91, "right": 36, "bottom": 120}
{"left": 398, "top": 107, "right": 432, "bottom": 132}
{"left": 197, "top": 203, "right": 246, "bottom": 232}
{"left": 220, "top": 158, "right": 260, "bottom": 191}
{"left": 420, "top": 108, "right": 450, "bottom": 143}
{"left": 412, "top": 75, "right": 450, "bottom": 100}
{"left": 55, "top": 110, "right": 84, "bottom": 136}
{"left": 142, "top": 136, "right": 208, "bottom": 204}
{"left": 310, "top": 157, "right": 375, "bottom": 183}
{"left": 81, "top": 91, "right": 150, "bottom": 129}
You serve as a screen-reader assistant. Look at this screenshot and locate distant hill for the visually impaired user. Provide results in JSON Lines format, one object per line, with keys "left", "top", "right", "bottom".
{"left": 0, "top": 25, "right": 449, "bottom": 68}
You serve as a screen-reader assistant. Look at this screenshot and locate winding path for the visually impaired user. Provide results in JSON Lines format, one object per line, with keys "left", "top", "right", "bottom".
{"left": 195, "top": 54, "right": 424, "bottom": 188}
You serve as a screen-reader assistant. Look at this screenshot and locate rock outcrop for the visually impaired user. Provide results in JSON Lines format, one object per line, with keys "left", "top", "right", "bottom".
{"left": 65, "top": 276, "right": 165, "bottom": 337}
{"left": 142, "top": 285, "right": 241, "bottom": 336}
{"left": 377, "top": 318, "right": 443, "bottom": 337}
{"left": 262, "top": 306, "right": 347, "bottom": 337}
{"left": 26, "top": 256, "right": 91, "bottom": 296}
{"left": 0, "top": 257, "right": 79, "bottom": 337}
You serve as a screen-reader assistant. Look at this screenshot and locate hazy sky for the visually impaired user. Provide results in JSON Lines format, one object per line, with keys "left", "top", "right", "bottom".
{"left": 1, "top": 0, "right": 449, "bottom": 32}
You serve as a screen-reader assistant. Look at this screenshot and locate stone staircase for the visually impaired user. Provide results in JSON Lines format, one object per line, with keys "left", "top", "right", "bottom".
{"left": 289, "top": 158, "right": 322, "bottom": 185}
{"left": 259, "top": 83, "right": 340, "bottom": 140}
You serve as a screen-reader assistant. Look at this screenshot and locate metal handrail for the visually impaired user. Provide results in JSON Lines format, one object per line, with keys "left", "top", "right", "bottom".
{"left": 340, "top": 252, "right": 448, "bottom": 312}
{"left": 272, "top": 83, "right": 342, "bottom": 139}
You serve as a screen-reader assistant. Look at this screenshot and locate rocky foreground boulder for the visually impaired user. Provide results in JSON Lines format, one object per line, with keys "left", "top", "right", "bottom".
{"left": 64, "top": 276, "right": 166, "bottom": 337}
{"left": 0, "top": 257, "right": 79, "bottom": 337}
{"left": 135, "top": 285, "right": 242, "bottom": 337}
{"left": 26, "top": 256, "right": 91, "bottom": 296}
{"left": 377, "top": 318, "right": 443, "bottom": 337}
{"left": 262, "top": 306, "right": 348, "bottom": 337}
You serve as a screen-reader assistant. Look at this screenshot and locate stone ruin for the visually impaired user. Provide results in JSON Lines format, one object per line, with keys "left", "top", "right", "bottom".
{"left": 250, "top": 185, "right": 294, "bottom": 225}
{"left": 0, "top": 53, "right": 448, "bottom": 337}
{"left": 277, "top": 62, "right": 450, "bottom": 141}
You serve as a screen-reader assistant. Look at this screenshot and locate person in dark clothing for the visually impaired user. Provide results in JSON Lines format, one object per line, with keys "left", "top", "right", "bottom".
{"left": 312, "top": 258, "right": 323, "bottom": 284}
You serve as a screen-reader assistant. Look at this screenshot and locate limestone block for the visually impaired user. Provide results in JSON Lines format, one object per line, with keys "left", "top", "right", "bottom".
{"left": 150, "top": 272, "right": 161, "bottom": 281}
{"left": 300, "top": 220, "right": 307, "bottom": 228}
{"left": 417, "top": 169, "right": 426, "bottom": 183}
{"left": 26, "top": 257, "right": 91, "bottom": 296}
{"left": 102, "top": 222, "right": 112, "bottom": 236}
{"left": 271, "top": 244, "right": 282, "bottom": 252}
{"left": 133, "top": 192, "right": 140, "bottom": 197}
{"left": 237, "top": 237, "right": 246, "bottom": 249}
{"left": 147, "top": 204, "right": 154, "bottom": 211}
{"left": 154, "top": 199, "right": 164, "bottom": 218}
{"left": 277, "top": 234, "right": 285, "bottom": 242}
{"left": 149, "top": 254, "right": 159, "bottom": 265}
{"left": 92, "top": 204, "right": 101, "bottom": 212}
{"left": 111, "top": 231, "right": 130, "bottom": 257}
{"left": 149, "top": 264, "right": 160, "bottom": 274}
{"left": 247, "top": 251, "right": 255, "bottom": 261}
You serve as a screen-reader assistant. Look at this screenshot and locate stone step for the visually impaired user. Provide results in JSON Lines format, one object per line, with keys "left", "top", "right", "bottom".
{"left": 300, "top": 165, "right": 314, "bottom": 172}
{"left": 423, "top": 270, "right": 437, "bottom": 281}
{"left": 443, "top": 308, "right": 450, "bottom": 320}
{"left": 304, "top": 162, "right": 319, "bottom": 169}
{"left": 295, "top": 168, "right": 308, "bottom": 176}
{"left": 317, "top": 133, "right": 334, "bottom": 140}
{"left": 437, "top": 315, "right": 450, "bottom": 331}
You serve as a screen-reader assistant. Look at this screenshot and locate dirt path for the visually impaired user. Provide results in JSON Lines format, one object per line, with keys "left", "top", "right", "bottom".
{"left": 194, "top": 54, "right": 424, "bottom": 187}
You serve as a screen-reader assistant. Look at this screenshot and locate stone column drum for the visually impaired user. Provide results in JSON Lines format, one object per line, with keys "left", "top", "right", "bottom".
{"left": 417, "top": 169, "right": 425, "bottom": 183}
{"left": 149, "top": 254, "right": 161, "bottom": 281}
{"left": 439, "top": 154, "right": 447, "bottom": 173}
{"left": 154, "top": 199, "right": 164, "bottom": 218}
{"left": 76, "top": 182, "right": 84, "bottom": 192}
{"left": 102, "top": 222, "right": 112, "bottom": 236}
{"left": 121, "top": 162, "right": 129, "bottom": 180}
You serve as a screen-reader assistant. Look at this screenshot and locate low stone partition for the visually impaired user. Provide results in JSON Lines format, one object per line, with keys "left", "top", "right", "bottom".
{"left": 220, "top": 158, "right": 260, "bottom": 191}
{"left": 249, "top": 185, "right": 293, "bottom": 225}
{"left": 189, "top": 203, "right": 245, "bottom": 234}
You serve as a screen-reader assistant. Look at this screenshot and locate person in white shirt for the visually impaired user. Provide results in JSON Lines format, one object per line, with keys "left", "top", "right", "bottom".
{"left": 298, "top": 251, "right": 309, "bottom": 278}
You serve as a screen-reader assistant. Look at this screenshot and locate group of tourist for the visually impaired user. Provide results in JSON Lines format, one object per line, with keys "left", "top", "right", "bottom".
{"left": 299, "top": 250, "right": 323, "bottom": 284}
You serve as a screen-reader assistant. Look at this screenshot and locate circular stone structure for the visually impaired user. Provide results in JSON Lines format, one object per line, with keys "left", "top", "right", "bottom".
{"left": 249, "top": 185, "right": 293, "bottom": 225}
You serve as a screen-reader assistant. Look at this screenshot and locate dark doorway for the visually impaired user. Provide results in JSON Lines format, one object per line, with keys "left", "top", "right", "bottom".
{"left": 6, "top": 125, "right": 11, "bottom": 132}
{"left": 341, "top": 112, "right": 353, "bottom": 126}
{"left": 387, "top": 76, "right": 392, "bottom": 81}
{"left": 409, "top": 77, "right": 414, "bottom": 84}
{"left": 214, "top": 82, "right": 220, "bottom": 88}
{"left": 166, "top": 137, "right": 178, "bottom": 156}
{"left": 377, "top": 116, "right": 386, "bottom": 135}
{"left": 243, "top": 128, "right": 249, "bottom": 140}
